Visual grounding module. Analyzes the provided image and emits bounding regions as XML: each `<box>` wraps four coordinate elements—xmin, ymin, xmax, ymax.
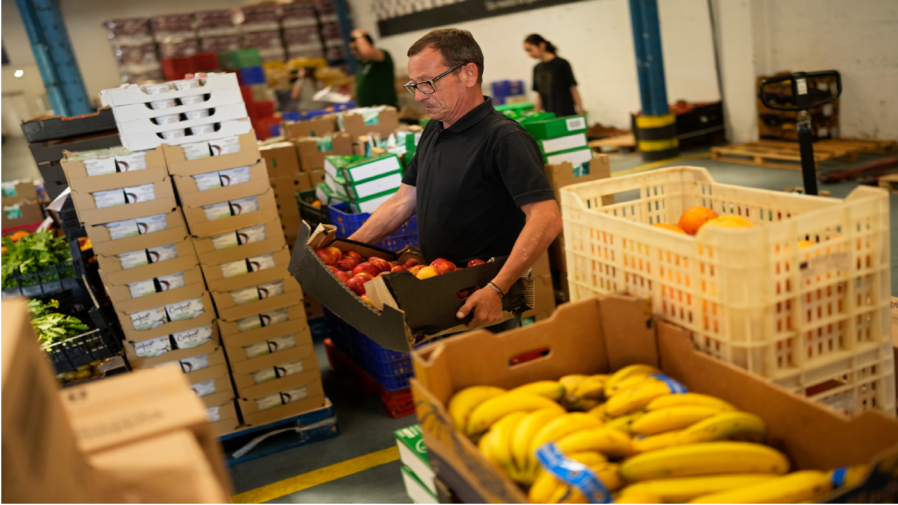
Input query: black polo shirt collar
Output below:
<box><xmin>433</xmin><ymin>96</ymin><xmax>496</xmax><ymax>133</ymax></box>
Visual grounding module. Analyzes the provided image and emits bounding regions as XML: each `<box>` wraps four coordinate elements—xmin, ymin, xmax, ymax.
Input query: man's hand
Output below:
<box><xmin>351</xmin><ymin>29</ymin><xmax>367</xmax><ymax>39</ymax></box>
<box><xmin>456</xmin><ymin>286</ymin><xmax>504</xmax><ymax>330</ymax></box>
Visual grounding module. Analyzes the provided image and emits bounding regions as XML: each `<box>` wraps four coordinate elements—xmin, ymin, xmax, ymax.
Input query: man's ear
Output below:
<box><xmin>465</xmin><ymin>63</ymin><xmax>479</xmax><ymax>88</ymax></box>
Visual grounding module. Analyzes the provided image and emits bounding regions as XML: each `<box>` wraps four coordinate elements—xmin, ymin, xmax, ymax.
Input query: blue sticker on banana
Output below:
<box><xmin>536</xmin><ymin>442</ymin><xmax>611</xmax><ymax>504</ymax></box>
<box><xmin>650</xmin><ymin>373</ymin><xmax>688</xmax><ymax>394</ymax></box>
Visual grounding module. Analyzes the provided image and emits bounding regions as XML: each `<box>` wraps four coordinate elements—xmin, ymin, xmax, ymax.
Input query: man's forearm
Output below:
<box><xmin>534</xmin><ymin>94</ymin><xmax>542</xmax><ymax>112</ymax></box>
<box><xmin>571</xmin><ymin>86</ymin><xmax>583</xmax><ymax>114</ymax></box>
<box><xmin>348</xmin><ymin>190</ymin><xmax>415</xmax><ymax>244</ymax></box>
<box><xmin>491</xmin><ymin>202</ymin><xmax>563</xmax><ymax>293</ymax></box>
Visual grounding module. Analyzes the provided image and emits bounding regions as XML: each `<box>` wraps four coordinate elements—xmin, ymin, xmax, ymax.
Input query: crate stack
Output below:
<box><xmin>238</xmin><ymin>4</ymin><xmax>285</xmax><ymax>63</ymax></box>
<box><xmin>490</xmin><ymin>79</ymin><xmax>526</xmax><ymax>105</ymax></box>
<box><xmin>217</xmin><ymin>48</ymin><xmax>278</xmax><ymax>139</ymax></box>
<box><xmin>195</xmin><ymin>9</ymin><xmax>240</xmax><ymax>55</ymax></box>
<box><xmin>524</xmin><ymin>115</ymin><xmax>593</xmax><ymax>177</ymax></box>
<box><xmin>314</xmin><ymin>0</ymin><xmax>347</xmax><ymax>64</ymax></box>
<box><xmin>757</xmin><ymin>72</ymin><xmax>840</xmax><ymax>141</ymax></box>
<box><xmin>151</xmin><ymin>14</ymin><xmax>199</xmax><ymax>61</ymax></box>
<box><xmin>283</xmin><ymin>1</ymin><xmax>324</xmax><ymax>60</ymax></box>
<box><xmin>103</xmin><ymin>18</ymin><xmax>163</xmax><ymax>84</ymax></box>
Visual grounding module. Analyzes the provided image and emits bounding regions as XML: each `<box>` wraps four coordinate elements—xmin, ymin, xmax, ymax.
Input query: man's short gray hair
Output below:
<box><xmin>408</xmin><ymin>28</ymin><xmax>484</xmax><ymax>84</ymax></box>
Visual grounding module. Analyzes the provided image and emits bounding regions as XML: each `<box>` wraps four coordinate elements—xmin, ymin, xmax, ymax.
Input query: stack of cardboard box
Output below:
<box><xmin>395</xmin><ymin>424</ymin><xmax>437</xmax><ymax>504</ymax></box>
<box><xmin>335</xmin><ymin>107</ymin><xmax>401</xmax><ymax>143</ymax></box>
<box><xmin>525</xmin><ymin>115</ymin><xmax>593</xmax><ymax>176</ymax></box>
<box><xmin>164</xmin><ymin>130</ymin><xmax>325</xmax><ymax>429</ymax></box>
<box><xmin>2</xmin><ymin>299</ymin><xmax>231</xmax><ymax>503</ymax></box>
<box><xmin>1</xmin><ymin>179</ymin><xmax>45</xmax><ymax>233</ymax></box>
<box><xmin>321</xmin><ymin>153</ymin><xmax>405</xmax><ymax>214</ymax></box>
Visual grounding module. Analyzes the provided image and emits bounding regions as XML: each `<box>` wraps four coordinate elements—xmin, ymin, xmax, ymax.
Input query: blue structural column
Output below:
<box><xmin>332</xmin><ymin>0</ymin><xmax>358</xmax><ymax>74</ymax></box>
<box><xmin>629</xmin><ymin>0</ymin><xmax>679</xmax><ymax>161</ymax></box>
<box><xmin>16</xmin><ymin>0</ymin><xmax>91</xmax><ymax>117</ymax></box>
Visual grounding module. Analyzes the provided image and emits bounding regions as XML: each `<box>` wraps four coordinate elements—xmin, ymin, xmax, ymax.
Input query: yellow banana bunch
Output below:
<box><xmin>614</xmin><ymin>492</ymin><xmax>662</xmax><ymax>503</ymax></box>
<box><xmin>477</xmin><ymin>412</ymin><xmax>528</xmax><ymax>480</ymax></box>
<box><xmin>511</xmin><ymin>380</ymin><xmax>566</xmax><ymax>402</ymax></box>
<box><xmin>618</xmin><ymin>474</ymin><xmax>777</xmax><ymax>502</ymax></box>
<box><xmin>556</xmin><ymin>427</ymin><xmax>635</xmax><ymax>459</ymax></box>
<box><xmin>828</xmin><ymin>464</ymin><xmax>870</xmax><ymax>491</ymax></box>
<box><xmin>630</xmin><ymin>405</ymin><xmax>723</xmax><ymax>435</ymax></box>
<box><xmin>604</xmin><ymin>364</ymin><xmax>661</xmax><ymax>397</ymax></box>
<box><xmin>631</xmin><ymin>430</ymin><xmax>685</xmax><ymax>454</ymax></box>
<box><xmin>620</xmin><ymin>442</ymin><xmax>790</xmax><ymax>481</ymax></box>
<box><xmin>564</xmin><ymin>374</ymin><xmax>610</xmax><ymax>410</ymax></box>
<box><xmin>528</xmin><ymin>452</ymin><xmax>623</xmax><ymax>503</ymax></box>
<box><xmin>448</xmin><ymin>385</ymin><xmax>506</xmax><ymax>432</ymax></box>
<box><xmin>606</xmin><ymin>380</ymin><xmax>680</xmax><ymax>417</ymax></box>
<box><xmin>646</xmin><ymin>393</ymin><xmax>736</xmax><ymax>413</ymax></box>
<box><xmin>521</xmin><ymin>413</ymin><xmax>605</xmax><ymax>480</ymax></box>
<box><xmin>510</xmin><ymin>408</ymin><xmax>566</xmax><ymax>485</ymax></box>
<box><xmin>587</xmin><ymin>403</ymin><xmax>609</xmax><ymax>422</ymax></box>
<box><xmin>465</xmin><ymin>392</ymin><xmax>564</xmax><ymax>438</ymax></box>
<box><xmin>559</xmin><ymin>374</ymin><xmax>589</xmax><ymax>394</ymax></box>
<box><xmin>672</xmin><ymin>411</ymin><xmax>766</xmax><ymax>445</ymax></box>
<box><xmin>688</xmin><ymin>470</ymin><xmax>831</xmax><ymax>503</ymax></box>
<box><xmin>604</xmin><ymin>410</ymin><xmax>646</xmax><ymax>434</ymax></box>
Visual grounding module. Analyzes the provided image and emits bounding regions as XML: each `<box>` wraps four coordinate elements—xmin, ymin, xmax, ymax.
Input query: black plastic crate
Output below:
<box><xmin>29</xmin><ymin>130</ymin><xmax>121</xmax><ymax>164</ymax></box>
<box><xmin>1</xmin><ymin>262</ymin><xmax>79</xmax><ymax>298</ymax></box>
<box><xmin>297</xmin><ymin>189</ymin><xmax>331</xmax><ymax>230</ymax></box>
<box><xmin>21</xmin><ymin>108</ymin><xmax>117</xmax><ymax>143</ymax></box>
<box><xmin>38</xmin><ymin>161</ymin><xmax>68</xmax><ymax>202</ymax></box>
<box><xmin>44</xmin><ymin>327</ymin><xmax>123</xmax><ymax>374</ymax></box>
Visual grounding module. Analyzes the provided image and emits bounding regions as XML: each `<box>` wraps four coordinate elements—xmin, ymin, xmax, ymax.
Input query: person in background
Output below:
<box><xmin>523</xmin><ymin>34</ymin><xmax>583</xmax><ymax>117</ymax></box>
<box><xmin>350</xmin><ymin>29</ymin><xmax>398</xmax><ymax>108</ymax></box>
<box><xmin>290</xmin><ymin>66</ymin><xmax>327</xmax><ymax>111</ymax></box>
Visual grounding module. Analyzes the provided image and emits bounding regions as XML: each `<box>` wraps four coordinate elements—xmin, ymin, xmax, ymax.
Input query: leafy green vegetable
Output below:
<box><xmin>27</xmin><ymin>299</ymin><xmax>89</xmax><ymax>349</ymax></box>
<box><xmin>2</xmin><ymin>231</ymin><xmax>73</xmax><ymax>289</ymax></box>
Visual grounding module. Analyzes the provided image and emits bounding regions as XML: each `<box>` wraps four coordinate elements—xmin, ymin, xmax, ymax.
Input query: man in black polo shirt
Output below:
<box><xmin>348</xmin><ymin>28</ymin><xmax>562</xmax><ymax>332</ymax></box>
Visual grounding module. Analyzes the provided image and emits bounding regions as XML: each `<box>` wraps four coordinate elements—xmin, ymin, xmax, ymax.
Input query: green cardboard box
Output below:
<box><xmin>315</xmin><ymin>182</ymin><xmax>348</xmax><ymax>206</ymax></box>
<box><xmin>401</xmin><ymin>466</ymin><xmax>437</xmax><ymax>504</ymax></box>
<box><xmin>524</xmin><ymin>115</ymin><xmax>587</xmax><ymax>140</ymax></box>
<box><xmin>349</xmin><ymin>189</ymin><xmax>399</xmax><ymax>214</ymax></box>
<box><xmin>394</xmin><ymin>425</ymin><xmax>435</xmax><ymax>495</ymax></box>
<box><xmin>326</xmin><ymin>170</ymin><xmax>404</xmax><ymax>201</ymax></box>
<box><xmin>494</xmin><ymin>102</ymin><xmax>535</xmax><ymax>115</ymax></box>
<box><xmin>324</xmin><ymin>153</ymin><xmax>403</xmax><ymax>184</ymax></box>
<box><xmin>544</xmin><ymin>146</ymin><xmax>594</xmax><ymax>177</ymax></box>
<box><xmin>537</xmin><ymin>132</ymin><xmax>588</xmax><ymax>155</ymax></box>
<box><xmin>217</xmin><ymin>48</ymin><xmax>262</xmax><ymax>70</ymax></box>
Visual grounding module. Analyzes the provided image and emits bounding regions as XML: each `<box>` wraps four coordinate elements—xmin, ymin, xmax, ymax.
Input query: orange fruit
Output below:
<box><xmin>701</xmin><ymin>215</ymin><xmax>754</xmax><ymax>230</ymax></box>
<box><xmin>652</xmin><ymin>223</ymin><xmax>687</xmax><ymax>234</ymax></box>
<box><xmin>678</xmin><ymin>207</ymin><xmax>718</xmax><ymax>235</ymax></box>
<box><xmin>312</xmin><ymin>200</ymin><xmax>322</xmax><ymax>208</ymax></box>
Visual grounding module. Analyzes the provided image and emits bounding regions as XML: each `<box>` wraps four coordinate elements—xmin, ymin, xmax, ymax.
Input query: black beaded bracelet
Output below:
<box><xmin>487</xmin><ymin>282</ymin><xmax>505</xmax><ymax>298</ymax></box>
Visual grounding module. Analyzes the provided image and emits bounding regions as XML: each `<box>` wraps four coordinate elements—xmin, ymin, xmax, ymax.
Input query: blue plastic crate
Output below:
<box><xmin>491</xmin><ymin>79</ymin><xmax>524</xmax><ymax>98</ymax></box>
<box><xmin>328</xmin><ymin>202</ymin><xmax>418</xmax><ymax>251</ymax></box>
<box><xmin>270</xmin><ymin>124</ymin><xmax>282</xmax><ymax>137</ymax></box>
<box><xmin>333</xmin><ymin>102</ymin><xmax>355</xmax><ymax>112</ymax></box>
<box><xmin>238</xmin><ymin>65</ymin><xmax>266</xmax><ymax>86</ymax></box>
<box><xmin>281</xmin><ymin>111</ymin><xmax>302</xmax><ymax>122</ymax></box>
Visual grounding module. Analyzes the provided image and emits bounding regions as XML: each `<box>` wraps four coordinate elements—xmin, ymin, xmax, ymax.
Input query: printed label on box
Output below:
<box><xmin>274</xmin><ymin>359</ymin><xmax>304</xmax><ymax>378</ymax></box>
<box><xmin>203</xmin><ymin>201</ymin><xmax>232</xmax><ymax>221</ymax></box>
<box><xmin>128</xmin><ymin>278</ymin><xmax>157</xmax><ymax>298</ymax></box>
<box><xmin>84</xmin><ymin>156</ymin><xmax>118</xmax><ymax>177</ymax></box>
<box><xmin>157</xmin><ymin>272</ymin><xmax>186</xmax><ymax>291</ymax></box>
<box><xmin>237</xmin><ymin>224</ymin><xmax>266</xmax><ymax>245</ymax></box>
<box><xmin>191</xmin><ymin>379</ymin><xmax>217</xmax><ymax>398</ymax></box>
<box><xmin>280</xmin><ymin>385</ymin><xmax>308</xmax><ymax>405</ymax></box>
<box><xmin>255</xmin><ymin>391</ymin><xmax>283</xmax><ymax>411</ymax></box>
<box><xmin>230</xmin><ymin>195</ymin><xmax>258</xmax><ymax>215</ymax></box>
<box><xmin>247</xmin><ymin>253</ymin><xmax>275</xmax><ymax>272</ymax></box>
<box><xmin>220</xmin><ymin>166</ymin><xmax>251</xmax><ymax>186</ymax></box>
<box><xmin>106</xmin><ymin>219</ymin><xmax>141</xmax><ymax>240</ymax></box>
<box><xmin>182</xmin><ymin>141</ymin><xmax>212</xmax><ymax>160</ymax></box>
<box><xmin>257</xmin><ymin>280</ymin><xmax>284</xmax><ymax>299</ymax></box>
<box><xmin>220</xmin><ymin>258</ymin><xmax>250</xmax><ymax>278</ymax></box>
<box><xmin>260</xmin><ymin>308</ymin><xmax>289</xmax><ymax>327</ymax></box>
<box><xmin>236</xmin><ymin>314</ymin><xmax>263</xmax><ymax>332</ymax></box>
<box><xmin>565</xmin><ymin>117</ymin><xmax>586</xmax><ymax>131</ymax></box>
<box><xmin>147</xmin><ymin>243</ymin><xmax>178</xmax><ymax>263</ymax></box>
<box><xmin>267</xmin><ymin>334</ymin><xmax>296</xmax><ymax>354</ymax></box>
<box><xmin>172</xmin><ymin>324</ymin><xmax>214</xmax><ymax>349</ymax></box>
<box><xmin>124</xmin><ymin>183</ymin><xmax>156</xmax><ymax>204</ymax></box>
<box><xmin>211</xmin><ymin>230</ymin><xmax>240</xmax><ymax>250</ymax></box>
<box><xmin>134</xmin><ymin>335</ymin><xmax>172</xmax><ymax>358</ymax></box>
<box><xmin>206</xmin><ymin>406</ymin><xmax>221</xmax><ymax>423</ymax></box>
<box><xmin>210</xmin><ymin>136</ymin><xmax>241</xmax><ymax>155</ymax></box>
<box><xmin>118</xmin><ymin>249</ymin><xmax>150</xmax><ymax>270</ymax></box>
<box><xmin>231</xmin><ymin>286</ymin><xmax>261</xmax><ymax>305</ymax></box>
<box><xmin>252</xmin><ymin>367</ymin><xmax>277</xmax><ymax>384</ymax></box>
<box><xmin>93</xmin><ymin>188</ymin><xmax>127</xmax><ymax>208</ymax></box>
<box><xmin>137</xmin><ymin>213</ymin><xmax>168</xmax><ymax>234</ymax></box>
<box><xmin>179</xmin><ymin>353</ymin><xmax>210</xmax><ymax>373</ymax></box>
<box><xmin>130</xmin><ymin>307</ymin><xmax>168</xmax><ymax>330</ymax></box>
<box><xmin>165</xmin><ymin>297</ymin><xmax>205</xmax><ymax>321</ymax></box>
<box><xmin>193</xmin><ymin>172</ymin><xmax>223</xmax><ymax>191</ymax></box>
<box><xmin>115</xmin><ymin>151</ymin><xmax>147</xmax><ymax>172</ymax></box>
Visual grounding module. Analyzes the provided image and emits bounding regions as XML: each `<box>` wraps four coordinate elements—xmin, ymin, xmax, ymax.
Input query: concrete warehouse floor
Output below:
<box><xmin>3</xmin><ymin>136</ymin><xmax>897</xmax><ymax>503</ymax></box>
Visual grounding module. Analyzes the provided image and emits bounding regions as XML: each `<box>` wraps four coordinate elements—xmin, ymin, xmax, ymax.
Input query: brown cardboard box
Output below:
<box><xmin>295</xmin><ymin>133</ymin><xmax>353</xmax><ymax>171</ymax></box>
<box><xmin>87</xmin><ymin>208</ymin><xmax>187</xmax><ymax>252</ymax></box>
<box><xmin>163</xmin><ymin>131</ymin><xmax>261</xmax><ymax>176</ymax></box>
<box><xmin>340</xmin><ymin>108</ymin><xmax>400</xmax><ymax>140</ymax></box>
<box><xmin>182</xmin><ymin>188</ymin><xmax>279</xmax><ymax>237</ymax></box>
<box><xmin>59</xmin><ymin>367</ymin><xmax>229</xmax><ymax>483</ymax></box>
<box><xmin>213</xmin><ymin>275</ymin><xmax>303</xmax><ymax>321</ymax></box>
<box><xmin>96</xmin><ymin>236</ymin><xmax>198</xmax><ymax>286</ymax></box>
<box><xmin>69</xmin><ymin>172</ymin><xmax>178</xmax><ymax>226</ymax></box>
<box><xmin>192</xmin><ymin>218</ymin><xmax>287</xmax><ymax>264</ymax></box>
<box><xmin>105</xmin><ymin>264</ymin><xmax>204</xmax><ymax>306</ymax></box>
<box><xmin>230</xmin><ymin>342</ymin><xmax>319</xmax><ymax>392</ymax></box>
<box><xmin>308</xmin><ymin>169</ymin><xmax>326</xmax><ymax>187</ymax></box>
<box><xmin>187</xmin><ymin>363</ymin><xmax>233</xmax><ymax>396</ymax></box>
<box><xmin>284</xmin><ymin>117</ymin><xmax>336</xmax><ymax>139</ymax></box>
<box><xmin>530</xmin><ymin>250</ymin><xmax>550</xmax><ymax>278</ymax></box>
<box><xmin>1</xmin><ymin>200</ymin><xmax>45</xmax><ymax>228</ymax></box>
<box><xmin>174</xmin><ymin>162</ymin><xmax>270</xmax><ymax>209</ymax></box>
<box><xmin>543</xmin><ymin>156</ymin><xmax>612</xmax><ymax>203</ymax></box>
<box><xmin>1</xmin><ymin>180</ymin><xmax>39</xmax><ymax>205</ymax></box>
<box><xmin>1</xmin><ymin>299</ymin><xmax>100</xmax><ymax>503</ymax></box>
<box><xmin>237</xmin><ymin>372</ymin><xmax>325</xmax><ymax>427</ymax></box>
<box><xmin>88</xmin><ymin>429</ymin><xmax>230</xmax><ymax>503</ymax></box>
<box><xmin>115</xmin><ymin>282</ymin><xmax>208</xmax><ymax>332</ymax></box>
<box><xmin>61</xmin><ymin>146</ymin><xmax>166</xmax><ymax>187</ymax></box>
<box><xmin>200</xmin><ymin>246</ymin><xmax>291</xmax><ymax>292</ymax></box>
<box><xmin>123</xmin><ymin>309</ymin><xmax>218</xmax><ymax>359</ymax></box>
<box><xmin>272</xmin><ymin>173</ymin><xmax>313</xmax><ymax>201</ymax></box>
<box><xmin>520</xmin><ymin>273</ymin><xmax>555</xmax><ymax>322</ymax></box>
<box><xmin>104</xmin><ymin>254</ymin><xmax>200</xmax><ymax>300</ymax></box>
<box><xmin>209</xmin><ymin>400</ymin><xmax>240</xmax><ymax>437</ymax></box>
<box><xmin>260</xmin><ymin>140</ymin><xmax>302</xmax><ymax>178</ymax></box>
<box><xmin>219</xmin><ymin>301</ymin><xmax>306</xmax><ymax>337</ymax></box>
<box><xmin>411</xmin><ymin>294</ymin><xmax>898</xmax><ymax>503</ymax></box>
<box><xmin>223</xmin><ymin>320</ymin><xmax>313</xmax><ymax>371</ymax></box>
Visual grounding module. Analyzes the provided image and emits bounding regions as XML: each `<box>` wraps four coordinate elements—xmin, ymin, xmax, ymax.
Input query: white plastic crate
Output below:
<box><xmin>561</xmin><ymin>166</ymin><xmax>895</xmax><ymax>415</ymax></box>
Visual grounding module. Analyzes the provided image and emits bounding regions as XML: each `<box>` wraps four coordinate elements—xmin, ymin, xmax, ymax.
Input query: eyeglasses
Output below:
<box><xmin>403</xmin><ymin>64</ymin><xmax>464</xmax><ymax>96</ymax></box>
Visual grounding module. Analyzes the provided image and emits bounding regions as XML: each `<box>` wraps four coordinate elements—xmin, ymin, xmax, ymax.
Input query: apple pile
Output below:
<box><xmin>314</xmin><ymin>246</ymin><xmax>487</xmax><ymax>305</ymax></box>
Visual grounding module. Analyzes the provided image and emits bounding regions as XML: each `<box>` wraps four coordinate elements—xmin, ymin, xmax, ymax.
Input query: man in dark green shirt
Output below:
<box><xmin>350</xmin><ymin>30</ymin><xmax>398</xmax><ymax>108</ymax></box>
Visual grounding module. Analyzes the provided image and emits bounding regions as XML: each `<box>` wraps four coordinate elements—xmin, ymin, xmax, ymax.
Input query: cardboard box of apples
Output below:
<box><xmin>288</xmin><ymin>222</ymin><xmax>534</xmax><ymax>352</ymax></box>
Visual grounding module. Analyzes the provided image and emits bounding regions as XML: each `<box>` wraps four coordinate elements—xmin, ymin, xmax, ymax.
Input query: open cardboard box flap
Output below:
<box><xmin>288</xmin><ymin>222</ymin><xmax>533</xmax><ymax>352</ymax></box>
<box><xmin>411</xmin><ymin>293</ymin><xmax>898</xmax><ymax>503</ymax></box>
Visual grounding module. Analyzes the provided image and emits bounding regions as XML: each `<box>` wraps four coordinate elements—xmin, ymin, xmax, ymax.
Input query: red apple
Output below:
<box><xmin>345</xmin><ymin>250</ymin><xmax>363</xmax><ymax>261</ymax></box>
<box><xmin>408</xmin><ymin>265</ymin><xmax>425</xmax><ymax>276</ymax></box>
<box><xmin>404</xmin><ymin>258</ymin><xmax>421</xmax><ymax>268</ymax></box>
<box><xmin>326</xmin><ymin>265</ymin><xmax>340</xmax><ymax>273</ymax></box>
<box><xmin>390</xmin><ymin>265</ymin><xmax>407</xmax><ymax>272</ymax></box>
<box><xmin>430</xmin><ymin>258</ymin><xmax>457</xmax><ymax>274</ymax></box>
<box><xmin>315</xmin><ymin>248</ymin><xmax>338</xmax><ymax>265</ymax></box>
<box><xmin>457</xmin><ymin>289</ymin><xmax>471</xmax><ymax>299</ymax></box>
<box><xmin>390</xmin><ymin>261</ymin><xmax>401</xmax><ymax>267</ymax></box>
<box><xmin>336</xmin><ymin>256</ymin><xmax>361</xmax><ymax>271</ymax></box>
<box><xmin>325</xmin><ymin>246</ymin><xmax>343</xmax><ymax>262</ymax></box>
<box><xmin>467</xmin><ymin>259</ymin><xmax>486</xmax><ymax>268</ymax></box>
<box><xmin>346</xmin><ymin>276</ymin><xmax>367</xmax><ymax>295</ymax></box>
<box><xmin>416</xmin><ymin>266</ymin><xmax>439</xmax><ymax>279</ymax></box>
<box><xmin>354</xmin><ymin>272</ymin><xmax>374</xmax><ymax>280</ymax></box>
<box><xmin>360</xmin><ymin>294</ymin><xmax>377</xmax><ymax>308</ymax></box>
<box><xmin>369</xmin><ymin>257</ymin><xmax>392</xmax><ymax>272</ymax></box>
<box><xmin>352</xmin><ymin>262</ymin><xmax>381</xmax><ymax>278</ymax></box>
<box><xmin>335</xmin><ymin>271</ymin><xmax>351</xmax><ymax>283</ymax></box>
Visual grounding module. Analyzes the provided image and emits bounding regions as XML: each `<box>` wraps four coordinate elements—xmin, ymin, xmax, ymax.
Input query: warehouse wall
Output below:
<box><xmin>349</xmin><ymin>0</ymin><xmax>722</xmax><ymax>131</ymax></box>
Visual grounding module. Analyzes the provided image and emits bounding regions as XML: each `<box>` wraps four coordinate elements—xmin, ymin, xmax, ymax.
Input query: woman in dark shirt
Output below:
<box><xmin>524</xmin><ymin>34</ymin><xmax>583</xmax><ymax>117</ymax></box>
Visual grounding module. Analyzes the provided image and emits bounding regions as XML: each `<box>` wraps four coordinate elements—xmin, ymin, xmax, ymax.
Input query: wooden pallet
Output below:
<box><xmin>711</xmin><ymin>143</ymin><xmax>831</xmax><ymax>171</ymax></box>
<box><xmin>589</xmin><ymin>134</ymin><xmax>636</xmax><ymax>153</ymax></box>
<box><xmin>877</xmin><ymin>173</ymin><xmax>898</xmax><ymax>193</ymax></box>
<box><xmin>747</xmin><ymin>140</ymin><xmax>860</xmax><ymax>162</ymax></box>
<box><xmin>818</xmin><ymin>138</ymin><xmax>898</xmax><ymax>154</ymax></box>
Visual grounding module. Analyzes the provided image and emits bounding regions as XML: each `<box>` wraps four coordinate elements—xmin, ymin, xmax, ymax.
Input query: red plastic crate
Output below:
<box><xmin>253</xmin><ymin>117</ymin><xmax>281</xmax><ymax>141</ymax></box>
<box><xmin>253</xmin><ymin>100</ymin><xmax>275</xmax><ymax>119</ymax></box>
<box><xmin>162</xmin><ymin>56</ymin><xmax>197</xmax><ymax>81</ymax></box>
<box><xmin>192</xmin><ymin>52</ymin><xmax>219</xmax><ymax>71</ymax></box>
<box><xmin>2</xmin><ymin>221</ymin><xmax>45</xmax><ymax>237</ymax></box>
<box><xmin>324</xmin><ymin>339</ymin><xmax>415</xmax><ymax>418</ymax></box>
<box><xmin>240</xmin><ymin>85</ymin><xmax>254</xmax><ymax>105</ymax></box>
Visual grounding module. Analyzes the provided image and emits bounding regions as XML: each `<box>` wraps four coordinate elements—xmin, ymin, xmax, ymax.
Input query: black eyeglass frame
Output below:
<box><xmin>403</xmin><ymin>64</ymin><xmax>465</xmax><ymax>96</ymax></box>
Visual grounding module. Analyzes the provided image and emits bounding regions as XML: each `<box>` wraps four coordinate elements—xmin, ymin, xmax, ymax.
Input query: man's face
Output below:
<box><xmin>524</xmin><ymin>43</ymin><xmax>541</xmax><ymax>59</ymax></box>
<box><xmin>408</xmin><ymin>47</ymin><xmax>471</xmax><ymax>122</ymax></box>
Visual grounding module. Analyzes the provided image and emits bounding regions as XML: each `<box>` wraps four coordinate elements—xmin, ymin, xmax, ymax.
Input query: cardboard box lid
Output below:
<box><xmin>86</xmin><ymin>208</ymin><xmax>186</xmax><ymax>251</ymax></box>
<box><xmin>73</xmin><ymin>179</ymin><xmax>178</xmax><ymax>226</ymax></box>
<box><xmin>96</xmin><ymin>237</ymin><xmax>197</xmax><ymax>284</ymax></box>
<box><xmin>125</xmin><ymin>327</ymin><xmax>220</xmax><ymax>369</ymax></box>
<box><xmin>61</xmin><ymin>148</ymin><xmax>166</xmax><ymax>186</ymax></box>
<box><xmin>196</xmin><ymin>234</ymin><xmax>287</xmax><ymax>268</ymax></box>
<box><xmin>173</xmin><ymin>161</ymin><xmax>269</xmax><ymax>207</ymax></box>
<box><xmin>230</xmin><ymin>340</ymin><xmax>316</xmax><ymax>377</ymax></box>
<box><xmin>182</xmin><ymin>189</ymin><xmax>278</xmax><ymax>237</ymax></box>
<box><xmin>213</xmin><ymin>275</ymin><xmax>303</xmax><ymax>322</ymax></box>
<box><xmin>163</xmin><ymin>131</ymin><xmax>261</xmax><ymax>176</ymax></box>
<box><xmin>107</xmin><ymin>267</ymin><xmax>204</xmax><ymax>308</ymax></box>
<box><xmin>238</xmin><ymin>373</ymin><xmax>324</xmax><ymax>407</ymax></box>
<box><xmin>222</xmin><ymin>315</ymin><xmax>310</xmax><ymax>349</ymax></box>
<box><xmin>121</xmin><ymin>302</ymin><xmax>216</xmax><ymax>344</ymax></box>
<box><xmin>102</xmin><ymin>252</ymin><xmax>199</xmax><ymax>289</ymax></box>
<box><xmin>201</xmin><ymin>248</ymin><xmax>291</xmax><ymax>292</ymax></box>
<box><xmin>218</xmin><ymin>300</ymin><xmax>306</xmax><ymax>335</ymax></box>
<box><xmin>232</xmin><ymin>352</ymin><xmax>319</xmax><ymax>392</ymax></box>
